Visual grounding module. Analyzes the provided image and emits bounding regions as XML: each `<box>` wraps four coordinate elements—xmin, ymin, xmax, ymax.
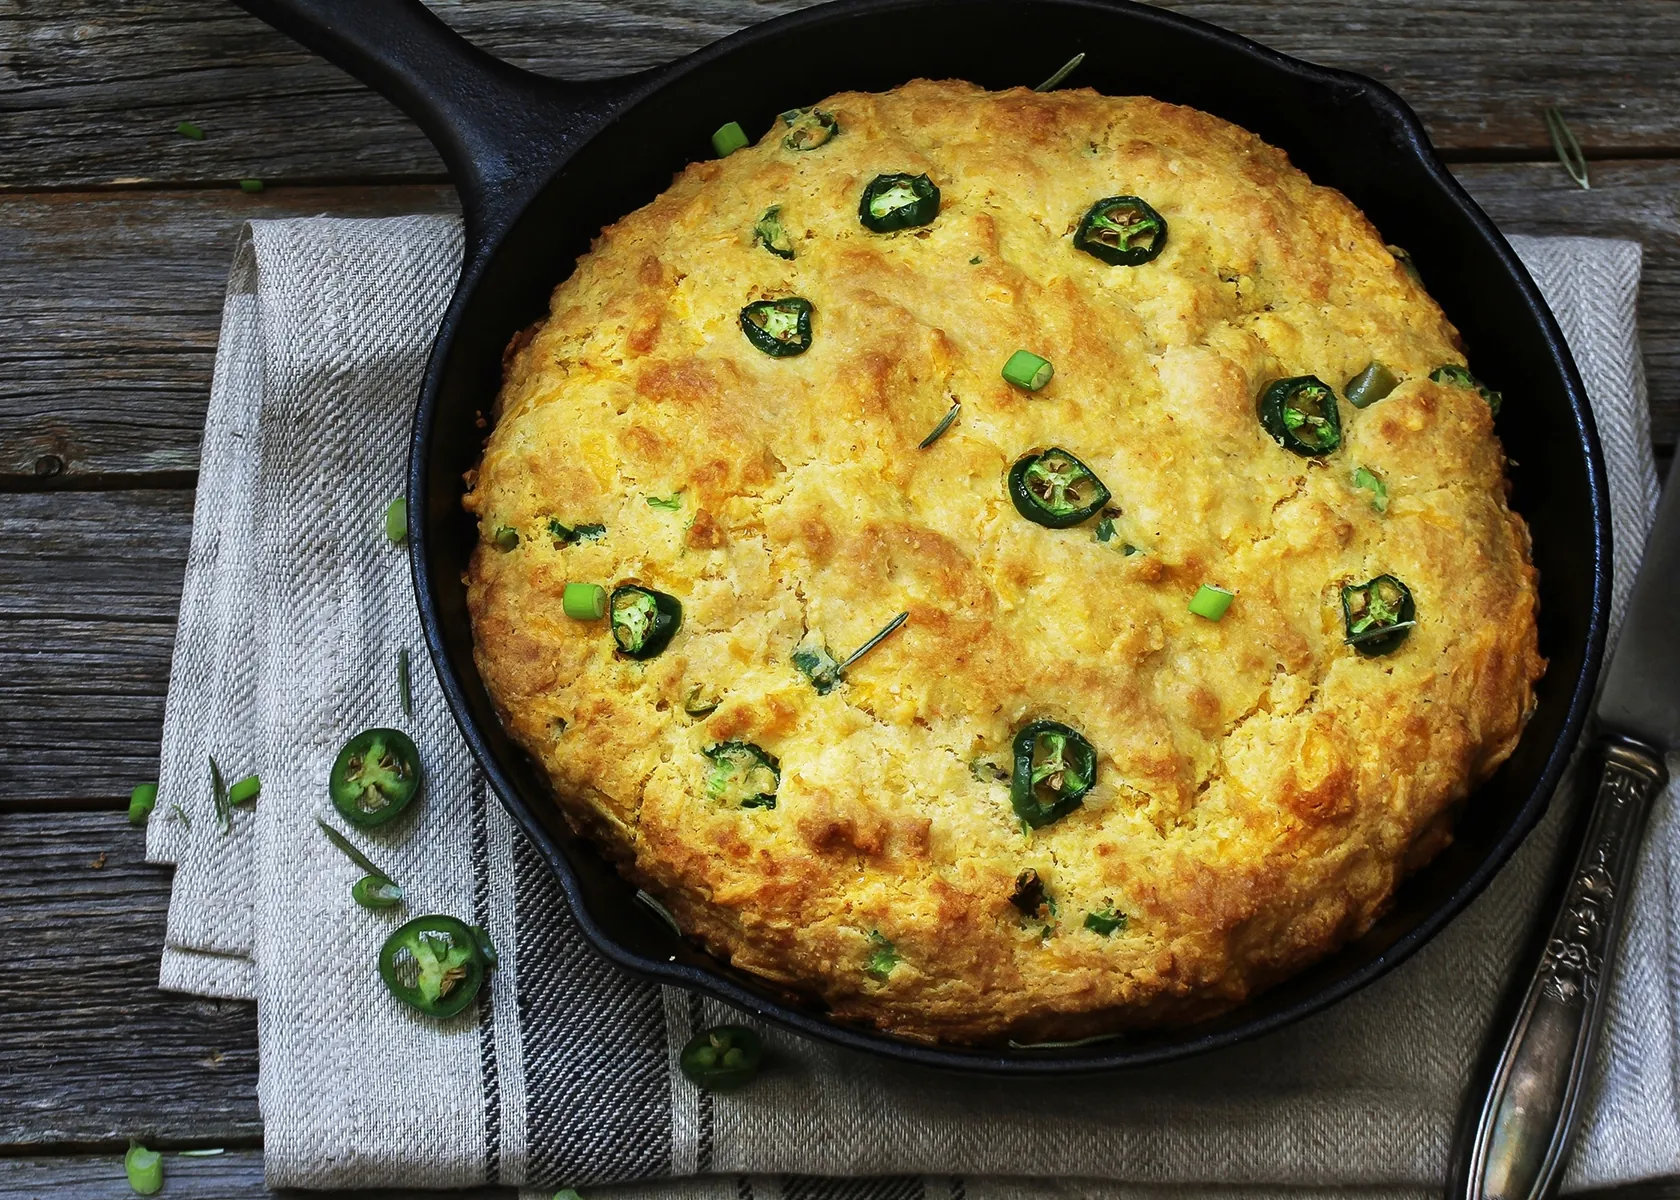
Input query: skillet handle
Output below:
<box><xmin>230</xmin><ymin>0</ymin><xmax>634</xmax><ymax>259</ymax></box>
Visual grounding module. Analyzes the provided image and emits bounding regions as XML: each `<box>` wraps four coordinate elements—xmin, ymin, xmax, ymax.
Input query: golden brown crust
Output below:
<box><xmin>463</xmin><ymin>81</ymin><xmax>1544</xmax><ymax>1043</ymax></box>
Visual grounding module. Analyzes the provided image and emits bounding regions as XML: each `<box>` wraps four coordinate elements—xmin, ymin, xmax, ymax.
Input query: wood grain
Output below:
<box><xmin>3</xmin><ymin>0</ymin><xmax>1679</xmax><ymax>191</ymax></box>
<box><xmin>0</xmin><ymin>811</ymin><xmax>260</xmax><ymax>1148</ymax></box>
<box><xmin>0</xmin><ymin>1151</ymin><xmax>506</xmax><ymax>1200</ymax></box>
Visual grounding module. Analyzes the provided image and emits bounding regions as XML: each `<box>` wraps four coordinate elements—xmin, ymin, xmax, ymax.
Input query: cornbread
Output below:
<box><xmin>463</xmin><ymin>80</ymin><xmax>1543</xmax><ymax>1044</ymax></box>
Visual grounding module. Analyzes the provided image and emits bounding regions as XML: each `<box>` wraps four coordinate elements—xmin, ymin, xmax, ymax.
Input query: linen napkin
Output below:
<box><xmin>147</xmin><ymin>222</ymin><xmax>1674</xmax><ymax>1196</ymax></box>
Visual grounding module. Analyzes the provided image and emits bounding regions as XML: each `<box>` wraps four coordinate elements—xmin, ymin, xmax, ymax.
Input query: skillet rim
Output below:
<box><xmin>409</xmin><ymin>0</ymin><xmax>1613</xmax><ymax>1074</ymax></box>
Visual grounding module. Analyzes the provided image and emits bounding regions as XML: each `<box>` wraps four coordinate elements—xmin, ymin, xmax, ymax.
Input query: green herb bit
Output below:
<box><xmin>1545</xmin><ymin>107</ymin><xmax>1590</xmax><ymax>190</ymax></box>
<box><xmin>1344</xmin><ymin>362</ymin><xmax>1399</xmax><ymax>408</ymax></box>
<box><xmin>563</xmin><ymin>582</ymin><xmax>608</xmax><ymax>621</ymax></box>
<box><xmin>548</xmin><ymin>518</ymin><xmax>605</xmax><ymax>545</ymax></box>
<box><xmin>1188</xmin><ymin>584</ymin><xmax>1235</xmax><ymax>621</ymax></box>
<box><xmin>128</xmin><ymin>782</ymin><xmax>158</xmax><ymax>826</ymax></box>
<box><xmin>175</xmin><ymin>121</ymin><xmax>206</xmax><ymax>141</ymax></box>
<box><xmin>683</xmin><ymin>683</ymin><xmax>721</xmax><ymax>719</ymax></box>
<box><xmin>918</xmin><ymin>400</ymin><xmax>961</xmax><ymax>449</ymax></box>
<box><xmin>209</xmin><ymin>754</ymin><xmax>231</xmax><ymax>833</ymax></box>
<box><xmin>635</xmin><ymin>888</ymin><xmax>682</xmax><ymax>935</ymax></box>
<box><xmin>1033</xmin><ymin>51</ymin><xmax>1086</xmax><ymax>92</ymax></box>
<box><xmin>865</xmin><ymin>930</ymin><xmax>900</xmax><ymax>980</ymax></box>
<box><xmin>1094</xmin><ymin>516</ymin><xmax>1115</xmax><ymax>543</ymax></box>
<box><xmin>398</xmin><ymin>646</ymin><xmax>413</xmax><ymax>717</ymax></box>
<box><xmin>712</xmin><ymin>121</ymin><xmax>750</xmax><ymax>157</ymax></box>
<box><xmin>1009</xmin><ymin>868</ymin><xmax>1050</xmax><ymax>918</ymax></box>
<box><xmin>1084</xmin><ymin>907</ymin><xmax>1127</xmax><ymax>936</ymax></box>
<box><xmin>969</xmin><ymin>255</ymin><xmax>983</xmax><ymax>265</ymax></box>
<box><xmin>1001</xmin><ymin>349</ymin><xmax>1054</xmax><ymax>391</ymax></box>
<box><xmin>753</xmin><ymin>204</ymin><xmax>795</xmax><ymax>259</ymax></box>
<box><xmin>780</xmin><ymin>106</ymin><xmax>839</xmax><ymax>151</ymax></box>
<box><xmin>126</xmin><ymin>1141</ymin><xmax>164</xmax><ymax>1196</ymax></box>
<box><xmin>703</xmin><ymin>741</ymin><xmax>780</xmax><ymax>808</ymax></box>
<box><xmin>1430</xmin><ymin>364</ymin><xmax>1503</xmax><ymax>416</ymax></box>
<box><xmin>227</xmin><ymin>774</ymin><xmax>261</xmax><ymax>806</ymax></box>
<box><xmin>384</xmin><ymin>497</ymin><xmax>408</xmax><ymax>544</ymax></box>
<box><xmin>969</xmin><ymin>759</ymin><xmax>1009</xmax><ymax>783</ymax></box>
<box><xmin>316</xmin><ymin>817</ymin><xmax>397</xmax><ymax>884</ymax></box>
<box><xmin>493</xmin><ymin>525</ymin><xmax>519</xmax><ymax>551</ymax></box>
<box><xmin>646</xmin><ymin>493</ymin><xmax>683</xmax><ymax>511</ymax></box>
<box><xmin>239</xmin><ymin>178</ymin><xmax>265</xmax><ymax>193</ymax></box>
<box><xmin>792</xmin><ymin>637</ymin><xmax>843</xmax><ymax>694</ymax></box>
<box><xmin>1351</xmin><ymin>466</ymin><xmax>1389</xmax><ymax>513</ymax></box>
<box><xmin>679</xmin><ymin>1024</ymin><xmax>764</xmax><ymax>1090</ymax></box>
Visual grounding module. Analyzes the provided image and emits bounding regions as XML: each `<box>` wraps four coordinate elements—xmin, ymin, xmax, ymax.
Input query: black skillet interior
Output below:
<box><xmin>237</xmin><ymin>0</ymin><xmax>1611</xmax><ymax>1073</ymax></box>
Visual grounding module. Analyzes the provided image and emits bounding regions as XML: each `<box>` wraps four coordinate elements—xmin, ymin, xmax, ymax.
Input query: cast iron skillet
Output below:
<box><xmin>234</xmin><ymin>0</ymin><xmax>1611</xmax><ymax>1073</ymax></box>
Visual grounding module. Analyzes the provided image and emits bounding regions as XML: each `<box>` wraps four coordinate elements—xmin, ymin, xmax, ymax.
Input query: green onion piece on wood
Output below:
<box><xmin>1188</xmin><ymin>584</ymin><xmax>1235</xmax><ymax>621</ymax></box>
<box><xmin>712</xmin><ymin>121</ymin><xmax>750</xmax><ymax>157</ymax></box>
<box><xmin>128</xmin><ymin>783</ymin><xmax>158</xmax><ymax>826</ymax></box>
<box><xmin>126</xmin><ymin>1142</ymin><xmax>164</xmax><ymax>1196</ymax></box>
<box><xmin>239</xmin><ymin>178</ymin><xmax>265</xmax><ymax>193</ymax></box>
<box><xmin>175</xmin><ymin>121</ymin><xmax>205</xmax><ymax>140</ymax></box>
<box><xmin>1001</xmin><ymin>349</ymin><xmax>1054</xmax><ymax>391</ymax></box>
<box><xmin>563</xmin><ymin>582</ymin><xmax>608</xmax><ymax>621</ymax></box>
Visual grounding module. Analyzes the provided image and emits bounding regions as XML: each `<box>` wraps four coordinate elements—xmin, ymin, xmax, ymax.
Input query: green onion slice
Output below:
<box><xmin>227</xmin><ymin>774</ymin><xmax>260</xmax><ymax>806</ymax></box>
<box><xmin>126</xmin><ymin>1141</ymin><xmax>164</xmax><ymax>1195</ymax></box>
<box><xmin>1342</xmin><ymin>574</ymin><xmax>1416</xmax><ymax>656</ymax></box>
<box><xmin>1084</xmin><ymin>907</ymin><xmax>1127</xmax><ymax>936</ymax></box>
<box><xmin>1011</xmin><ymin>719</ymin><xmax>1097</xmax><ymax>828</ymax></box>
<box><xmin>1001</xmin><ymin>349</ymin><xmax>1054</xmax><ymax>391</ymax></box>
<box><xmin>1430</xmin><ymin>364</ymin><xmax>1503</xmax><ymax>416</ymax></box>
<box><xmin>865</xmin><ymin>930</ymin><xmax>900</xmax><ymax>979</ymax></box>
<box><xmin>1258</xmin><ymin>375</ymin><xmax>1341</xmax><ymax>456</ymax></box>
<box><xmin>175</xmin><ymin>121</ymin><xmax>205</xmax><ymax>140</ymax></box>
<box><xmin>493</xmin><ymin>525</ymin><xmax>519</xmax><ymax>551</ymax></box>
<box><xmin>563</xmin><ymin>582</ymin><xmax>608</xmax><ymax>621</ymax></box>
<box><xmin>1351</xmin><ymin>466</ymin><xmax>1389</xmax><ymax>513</ymax></box>
<box><xmin>1073</xmin><ymin>195</ymin><xmax>1167</xmax><ymax>265</ymax></box>
<box><xmin>129</xmin><ymin>782</ymin><xmax>158</xmax><ymax>826</ymax></box>
<box><xmin>1344</xmin><ymin>362</ymin><xmax>1399</xmax><ymax>408</ymax></box>
<box><xmin>645</xmin><ymin>493</ymin><xmax>683</xmax><ymax>511</ymax></box>
<box><xmin>1008</xmin><ymin>447</ymin><xmax>1111</xmax><ymax>528</ymax></box>
<box><xmin>384</xmin><ymin>497</ymin><xmax>408</xmax><ymax>544</ymax></box>
<box><xmin>704</xmin><ymin>741</ymin><xmax>781</xmax><ymax>809</ymax></box>
<box><xmin>753</xmin><ymin>204</ymin><xmax>795</xmax><ymax>259</ymax></box>
<box><xmin>740</xmin><ymin>297</ymin><xmax>814</xmax><ymax>357</ymax></box>
<box><xmin>780</xmin><ymin>107</ymin><xmax>839</xmax><ymax>151</ymax></box>
<box><xmin>858</xmin><ymin>173</ymin><xmax>940</xmax><ymax>232</ymax></box>
<box><xmin>548</xmin><ymin>518</ymin><xmax>605</xmax><ymax>545</ymax></box>
<box><xmin>712</xmin><ymin>121</ymin><xmax>750</xmax><ymax>157</ymax></box>
<box><xmin>1188</xmin><ymin>584</ymin><xmax>1235</xmax><ymax>621</ymax></box>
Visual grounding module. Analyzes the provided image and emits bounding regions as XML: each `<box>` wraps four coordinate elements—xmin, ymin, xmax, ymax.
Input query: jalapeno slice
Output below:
<box><xmin>1344</xmin><ymin>362</ymin><xmax>1399</xmax><ymax>409</ymax></box>
<box><xmin>1341</xmin><ymin>574</ymin><xmax>1416</xmax><ymax>656</ymax></box>
<box><xmin>378</xmin><ymin>914</ymin><xmax>490</xmax><ymax>1019</ymax></box>
<box><xmin>704</xmin><ymin>740</ymin><xmax>780</xmax><ymax>809</ymax></box>
<box><xmin>352</xmin><ymin>875</ymin><xmax>404</xmax><ymax>910</ymax></box>
<box><xmin>1009</xmin><ymin>868</ymin><xmax>1050</xmax><ymax>918</ymax></box>
<box><xmin>753</xmin><ymin>205</ymin><xmax>795</xmax><ymax>260</ymax></box>
<box><xmin>1008</xmin><ymin>447</ymin><xmax>1112</xmax><ymax>528</ymax></box>
<box><xmin>858</xmin><ymin>172</ymin><xmax>940</xmax><ymax>232</ymax></box>
<box><xmin>1011</xmin><ymin>719</ymin><xmax>1097</xmax><ymax>828</ymax></box>
<box><xmin>610</xmin><ymin>585</ymin><xmax>682</xmax><ymax>659</ymax></box>
<box><xmin>680</xmin><ymin>1024</ymin><xmax>764</xmax><ymax>1090</ymax></box>
<box><xmin>330</xmin><ymin>727</ymin><xmax>422</xmax><ymax>828</ymax></box>
<box><xmin>740</xmin><ymin>297</ymin><xmax>813</xmax><ymax>357</ymax></box>
<box><xmin>1258</xmin><ymin>375</ymin><xmax>1341</xmax><ymax>456</ymax></box>
<box><xmin>1073</xmin><ymin>195</ymin><xmax>1167</xmax><ymax>265</ymax></box>
<box><xmin>780</xmin><ymin>107</ymin><xmax>839</xmax><ymax>151</ymax></box>
<box><xmin>1430</xmin><ymin>364</ymin><xmax>1503</xmax><ymax>416</ymax></box>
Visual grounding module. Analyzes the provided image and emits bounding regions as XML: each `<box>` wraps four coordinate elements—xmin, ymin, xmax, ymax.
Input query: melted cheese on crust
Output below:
<box><xmin>464</xmin><ymin>80</ymin><xmax>1543</xmax><ymax>1044</ymax></box>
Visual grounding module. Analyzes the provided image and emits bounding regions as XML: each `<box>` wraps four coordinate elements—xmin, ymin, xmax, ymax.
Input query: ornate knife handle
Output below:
<box><xmin>1451</xmin><ymin>736</ymin><xmax>1667</xmax><ymax>1200</ymax></box>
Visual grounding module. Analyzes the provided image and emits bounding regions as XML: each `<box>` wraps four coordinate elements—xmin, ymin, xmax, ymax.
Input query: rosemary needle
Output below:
<box><xmin>838</xmin><ymin>611</ymin><xmax>909</xmax><ymax>673</ymax></box>
<box><xmin>398</xmin><ymin>647</ymin><xmax>413</xmax><ymax>717</ymax></box>
<box><xmin>918</xmin><ymin>401</ymin><xmax>960</xmax><ymax>449</ymax></box>
<box><xmin>209</xmin><ymin>755</ymin><xmax>231</xmax><ymax>834</ymax></box>
<box><xmin>1033</xmin><ymin>52</ymin><xmax>1086</xmax><ymax>92</ymax></box>
<box><xmin>316</xmin><ymin>817</ymin><xmax>397</xmax><ymax>884</ymax></box>
<box><xmin>1545</xmin><ymin>107</ymin><xmax>1590</xmax><ymax>190</ymax></box>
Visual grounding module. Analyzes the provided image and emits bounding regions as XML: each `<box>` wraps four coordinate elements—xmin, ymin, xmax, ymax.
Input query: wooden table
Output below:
<box><xmin>2</xmin><ymin>1</ymin><xmax>1678</xmax><ymax>1195</ymax></box>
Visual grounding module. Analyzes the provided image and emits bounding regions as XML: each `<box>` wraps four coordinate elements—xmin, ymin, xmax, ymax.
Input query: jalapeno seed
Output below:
<box><xmin>704</xmin><ymin>741</ymin><xmax>780</xmax><ymax>809</ymax></box>
<box><xmin>1343</xmin><ymin>574</ymin><xmax>1416</xmax><ymax>656</ymax></box>
<box><xmin>378</xmin><ymin>914</ymin><xmax>489</xmax><ymax>1019</ymax></box>
<box><xmin>1011</xmin><ymin>719</ymin><xmax>1098</xmax><ymax>828</ymax></box>
<box><xmin>858</xmin><ymin>172</ymin><xmax>940</xmax><ymax>232</ymax></box>
<box><xmin>1008</xmin><ymin>447</ymin><xmax>1112</xmax><ymax>528</ymax></box>
<box><xmin>1001</xmin><ymin>349</ymin><xmax>1054</xmax><ymax>391</ymax></box>
<box><xmin>711</xmin><ymin>121</ymin><xmax>749</xmax><ymax>157</ymax></box>
<box><xmin>563</xmin><ymin>583</ymin><xmax>607</xmax><ymax>621</ymax></box>
<box><xmin>753</xmin><ymin>205</ymin><xmax>794</xmax><ymax>259</ymax></box>
<box><xmin>1258</xmin><ymin>375</ymin><xmax>1341</xmax><ymax>456</ymax></box>
<box><xmin>330</xmin><ymin>727</ymin><xmax>422</xmax><ymax>828</ymax></box>
<box><xmin>740</xmin><ymin>297</ymin><xmax>813</xmax><ymax>357</ymax></box>
<box><xmin>1345</xmin><ymin>362</ymin><xmax>1399</xmax><ymax>408</ymax></box>
<box><xmin>780</xmin><ymin>107</ymin><xmax>839</xmax><ymax>151</ymax></box>
<box><xmin>610</xmin><ymin>584</ymin><xmax>682</xmax><ymax>659</ymax></box>
<box><xmin>1431</xmin><ymin>364</ymin><xmax>1503</xmax><ymax>415</ymax></box>
<box><xmin>1073</xmin><ymin>195</ymin><xmax>1168</xmax><ymax>265</ymax></box>
<box><xmin>680</xmin><ymin>1024</ymin><xmax>764</xmax><ymax>1090</ymax></box>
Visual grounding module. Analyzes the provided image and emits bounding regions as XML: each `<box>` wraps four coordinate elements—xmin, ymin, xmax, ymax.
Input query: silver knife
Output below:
<box><xmin>1449</xmin><ymin>475</ymin><xmax>1678</xmax><ymax>1200</ymax></box>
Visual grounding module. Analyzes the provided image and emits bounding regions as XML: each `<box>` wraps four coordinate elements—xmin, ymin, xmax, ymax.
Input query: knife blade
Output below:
<box><xmin>1450</xmin><ymin>477</ymin><xmax>1677</xmax><ymax>1200</ymax></box>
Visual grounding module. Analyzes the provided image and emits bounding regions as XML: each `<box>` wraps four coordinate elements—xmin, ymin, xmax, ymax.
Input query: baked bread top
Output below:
<box><xmin>463</xmin><ymin>79</ymin><xmax>1543</xmax><ymax>1043</ymax></box>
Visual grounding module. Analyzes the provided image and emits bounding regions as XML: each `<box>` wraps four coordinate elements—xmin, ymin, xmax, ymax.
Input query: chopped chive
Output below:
<box><xmin>177</xmin><ymin>1149</ymin><xmax>226</xmax><ymax>1158</ymax></box>
<box><xmin>126</xmin><ymin>1142</ymin><xmax>164</xmax><ymax>1195</ymax></box>
<box><xmin>1351</xmin><ymin>466</ymin><xmax>1389</xmax><ymax>513</ymax></box>
<box><xmin>635</xmin><ymin>888</ymin><xmax>682</xmax><ymax>935</ymax></box>
<box><xmin>918</xmin><ymin>400</ymin><xmax>961</xmax><ymax>449</ymax></box>
<box><xmin>1545</xmin><ymin>107</ymin><xmax>1590</xmax><ymax>190</ymax></box>
<box><xmin>1032</xmin><ymin>52</ymin><xmax>1086</xmax><ymax>92</ymax></box>
<box><xmin>838</xmin><ymin>611</ymin><xmax>908</xmax><ymax>673</ymax></box>
<box><xmin>563</xmin><ymin>582</ymin><xmax>608</xmax><ymax>620</ymax></box>
<box><xmin>128</xmin><ymin>782</ymin><xmax>158</xmax><ymax>826</ymax></box>
<box><xmin>175</xmin><ymin>121</ymin><xmax>205</xmax><ymax>141</ymax></box>
<box><xmin>1001</xmin><ymin>349</ymin><xmax>1054</xmax><ymax>391</ymax></box>
<box><xmin>1188</xmin><ymin>584</ymin><xmax>1234</xmax><ymax>621</ymax></box>
<box><xmin>316</xmin><ymin>817</ymin><xmax>397</xmax><ymax>883</ymax></box>
<box><xmin>646</xmin><ymin>493</ymin><xmax>683</xmax><ymax>511</ymax></box>
<box><xmin>384</xmin><ymin>497</ymin><xmax>408</xmax><ymax>544</ymax></box>
<box><xmin>227</xmin><ymin>774</ymin><xmax>260</xmax><ymax>806</ymax></box>
<box><xmin>209</xmin><ymin>755</ymin><xmax>231</xmax><ymax>833</ymax></box>
<box><xmin>398</xmin><ymin>647</ymin><xmax>413</xmax><ymax>717</ymax></box>
<box><xmin>239</xmin><ymin>178</ymin><xmax>264</xmax><ymax>193</ymax></box>
<box><xmin>493</xmin><ymin>525</ymin><xmax>519</xmax><ymax>551</ymax></box>
<box><xmin>969</xmin><ymin>255</ymin><xmax>983</xmax><ymax>265</ymax></box>
<box><xmin>865</xmin><ymin>930</ymin><xmax>900</xmax><ymax>979</ymax></box>
<box><xmin>712</xmin><ymin>121</ymin><xmax>750</xmax><ymax>157</ymax></box>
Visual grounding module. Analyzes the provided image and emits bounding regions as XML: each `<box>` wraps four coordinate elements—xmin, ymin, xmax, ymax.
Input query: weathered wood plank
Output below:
<box><xmin>0</xmin><ymin>185</ymin><xmax>456</xmax><ymax>485</ymax></box>
<box><xmin>0</xmin><ymin>810</ymin><xmax>260</xmax><ymax>1147</ymax></box>
<box><xmin>0</xmin><ymin>490</ymin><xmax>189</xmax><ymax>803</ymax></box>
<box><xmin>2</xmin><ymin>0</ymin><xmax>1679</xmax><ymax>191</ymax></box>
<box><xmin>0</xmin><ymin>1151</ymin><xmax>511</xmax><ymax>1200</ymax></box>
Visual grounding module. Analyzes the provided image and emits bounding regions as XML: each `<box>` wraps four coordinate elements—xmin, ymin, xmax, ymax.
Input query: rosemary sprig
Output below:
<box><xmin>1033</xmin><ymin>52</ymin><xmax>1085</xmax><ymax>93</ymax></box>
<box><xmin>398</xmin><ymin>647</ymin><xmax>413</xmax><ymax>718</ymax></box>
<box><xmin>1545</xmin><ymin>108</ymin><xmax>1590</xmax><ymax>190</ymax></box>
<box><xmin>838</xmin><ymin>611</ymin><xmax>908</xmax><ymax>673</ymax></box>
<box><xmin>209</xmin><ymin>755</ymin><xmax>231</xmax><ymax>834</ymax></box>
<box><xmin>918</xmin><ymin>401</ymin><xmax>961</xmax><ymax>449</ymax></box>
<box><xmin>169</xmin><ymin>802</ymin><xmax>191</xmax><ymax>830</ymax></box>
<box><xmin>316</xmin><ymin>817</ymin><xmax>397</xmax><ymax>885</ymax></box>
<box><xmin>634</xmin><ymin>888</ymin><xmax>682</xmax><ymax>935</ymax></box>
<box><xmin>1345</xmin><ymin>619</ymin><xmax>1418</xmax><ymax>647</ymax></box>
